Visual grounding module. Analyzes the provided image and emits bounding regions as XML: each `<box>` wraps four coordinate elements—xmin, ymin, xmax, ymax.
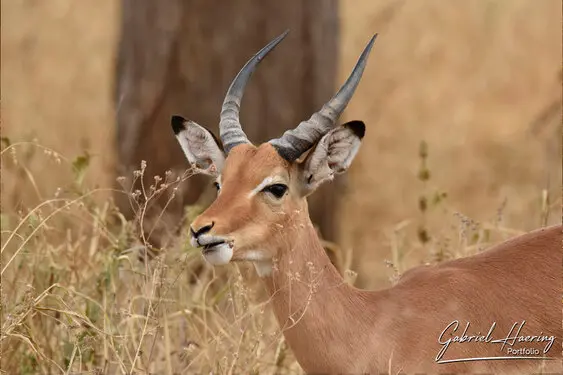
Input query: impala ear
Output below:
<box><xmin>299</xmin><ymin>120</ymin><xmax>365</xmax><ymax>195</ymax></box>
<box><xmin>171</xmin><ymin>115</ymin><xmax>225</xmax><ymax>176</ymax></box>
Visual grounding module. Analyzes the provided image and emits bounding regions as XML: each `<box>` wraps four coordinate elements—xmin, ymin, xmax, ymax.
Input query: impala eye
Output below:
<box><xmin>262</xmin><ymin>184</ymin><xmax>288</xmax><ymax>199</ymax></box>
<box><xmin>213</xmin><ymin>181</ymin><xmax>221</xmax><ymax>191</ymax></box>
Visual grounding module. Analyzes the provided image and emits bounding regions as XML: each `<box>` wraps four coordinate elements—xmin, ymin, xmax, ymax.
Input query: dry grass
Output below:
<box><xmin>0</xmin><ymin>139</ymin><xmax>554</xmax><ymax>373</ymax></box>
<box><xmin>1</xmin><ymin>144</ymin><xmax>303</xmax><ymax>374</ymax></box>
<box><xmin>1</xmin><ymin>0</ymin><xmax>561</xmax><ymax>373</ymax></box>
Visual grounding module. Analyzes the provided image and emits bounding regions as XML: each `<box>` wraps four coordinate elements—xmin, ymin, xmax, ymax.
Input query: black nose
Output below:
<box><xmin>190</xmin><ymin>221</ymin><xmax>215</xmax><ymax>238</ymax></box>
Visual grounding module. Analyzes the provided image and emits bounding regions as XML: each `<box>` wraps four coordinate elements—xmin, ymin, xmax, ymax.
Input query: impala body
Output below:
<box><xmin>171</xmin><ymin>31</ymin><xmax>562</xmax><ymax>374</ymax></box>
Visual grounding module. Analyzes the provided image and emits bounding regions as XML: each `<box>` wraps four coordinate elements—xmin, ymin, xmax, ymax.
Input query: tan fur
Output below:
<box><xmin>191</xmin><ymin>144</ymin><xmax>296</xmax><ymax>262</ymax></box>
<box><xmin>190</xmin><ymin>145</ymin><xmax>562</xmax><ymax>374</ymax></box>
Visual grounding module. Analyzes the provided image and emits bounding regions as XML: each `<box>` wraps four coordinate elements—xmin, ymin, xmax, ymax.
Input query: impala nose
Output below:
<box><xmin>190</xmin><ymin>221</ymin><xmax>215</xmax><ymax>240</ymax></box>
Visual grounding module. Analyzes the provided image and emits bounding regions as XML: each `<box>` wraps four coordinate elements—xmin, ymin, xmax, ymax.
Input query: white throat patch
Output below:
<box><xmin>244</xmin><ymin>250</ymin><xmax>273</xmax><ymax>277</ymax></box>
<box><xmin>253</xmin><ymin>261</ymin><xmax>273</xmax><ymax>277</ymax></box>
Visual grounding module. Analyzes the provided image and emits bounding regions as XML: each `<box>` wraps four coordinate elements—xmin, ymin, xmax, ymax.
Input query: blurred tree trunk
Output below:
<box><xmin>114</xmin><ymin>0</ymin><xmax>340</xmax><ymax>249</ymax></box>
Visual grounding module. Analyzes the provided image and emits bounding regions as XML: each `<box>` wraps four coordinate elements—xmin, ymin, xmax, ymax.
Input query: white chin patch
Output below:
<box><xmin>253</xmin><ymin>261</ymin><xmax>273</xmax><ymax>277</ymax></box>
<box><xmin>202</xmin><ymin>243</ymin><xmax>233</xmax><ymax>265</ymax></box>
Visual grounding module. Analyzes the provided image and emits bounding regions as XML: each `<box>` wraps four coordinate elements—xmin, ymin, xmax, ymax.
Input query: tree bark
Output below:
<box><xmin>114</xmin><ymin>0</ymin><xmax>340</xmax><ymax>248</ymax></box>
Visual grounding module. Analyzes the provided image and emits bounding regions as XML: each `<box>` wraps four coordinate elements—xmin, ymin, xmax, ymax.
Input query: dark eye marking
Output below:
<box><xmin>262</xmin><ymin>183</ymin><xmax>288</xmax><ymax>199</ymax></box>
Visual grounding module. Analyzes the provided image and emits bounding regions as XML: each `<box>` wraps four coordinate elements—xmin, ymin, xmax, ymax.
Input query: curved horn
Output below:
<box><xmin>270</xmin><ymin>34</ymin><xmax>377</xmax><ymax>161</ymax></box>
<box><xmin>219</xmin><ymin>30</ymin><xmax>289</xmax><ymax>153</ymax></box>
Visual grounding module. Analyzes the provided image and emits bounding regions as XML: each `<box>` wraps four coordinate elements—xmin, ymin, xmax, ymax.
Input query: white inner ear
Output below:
<box><xmin>302</xmin><ymin>125</ymin><xmax>363</xmax><ymax>192</ymax></box>
<box><xmin>325</xmin><ymin>126</ymin><xmax>362</xmax><ymax>172</ymax></box>
<box><xmin>175</xmin><ymin>121</ymin><xmax>225</xmax><ymax>176</ymax></box>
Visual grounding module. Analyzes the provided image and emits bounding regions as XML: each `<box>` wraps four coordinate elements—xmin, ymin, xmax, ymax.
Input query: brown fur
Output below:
<box><xmin>261</xmin><ymin>221</ymin><xmax>562</xmax><ymax>374</ymax></box>
<box><xmin>191</xmin><ymin>145</ymin><xmax>562</xmax><ymax>374</ymax></box>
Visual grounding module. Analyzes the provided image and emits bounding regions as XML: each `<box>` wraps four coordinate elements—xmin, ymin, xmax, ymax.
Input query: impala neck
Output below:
<box><xmin>261</xmin><ymin>219</ymin><xmax>346</xmax><ymax>297</ymax></box>
<box><xmin>258</xmin><ymin>215</ymin><xmax>373</xmax><ymax>370</ymax></box>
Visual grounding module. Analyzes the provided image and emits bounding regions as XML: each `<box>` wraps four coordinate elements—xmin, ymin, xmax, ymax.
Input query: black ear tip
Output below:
<box><xmin>171</xmin><ymin>115</ymin><xmax>187</xmax><ymax>135</ymax></box>
<box><xmin>344</xmin><ymin>120</ymin><xmax>366</xmax><ymax>139</ymax></box>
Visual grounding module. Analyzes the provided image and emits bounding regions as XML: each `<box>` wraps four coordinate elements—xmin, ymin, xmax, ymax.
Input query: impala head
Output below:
<box><xmin>172</xmin><ymin>30</ymin><xmax>376</xmax><ymax>267</ymax></box>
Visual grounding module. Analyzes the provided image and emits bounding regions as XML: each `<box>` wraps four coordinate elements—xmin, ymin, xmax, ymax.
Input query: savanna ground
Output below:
<box><xmin>1</xmin><ymin>0</ymin><xmax>561</xmax><ymax>373</ymax></box>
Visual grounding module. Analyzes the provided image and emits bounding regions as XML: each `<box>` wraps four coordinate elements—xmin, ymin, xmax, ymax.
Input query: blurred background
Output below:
<box><xmin>2</xmin><ymin>0</ymin><xmax>561</xmax><ymax>296</ymax></box>
<box><xmin>2</xmin><ymin>1</ymin><xmax>561</xmax><ymax>373</ymax></box>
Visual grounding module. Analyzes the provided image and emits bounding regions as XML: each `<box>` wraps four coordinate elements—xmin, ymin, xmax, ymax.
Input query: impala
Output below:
<box><xmin>170</xmin><ymin>31</ymin><xmax>562</xmax><ymax>374</ymax></box>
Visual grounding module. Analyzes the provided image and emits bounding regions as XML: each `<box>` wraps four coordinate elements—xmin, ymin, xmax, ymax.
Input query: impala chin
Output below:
<box><xmin>202</xmin><ymin>243</ymin><xmax>233</xmax><ymax>265</ymax></box>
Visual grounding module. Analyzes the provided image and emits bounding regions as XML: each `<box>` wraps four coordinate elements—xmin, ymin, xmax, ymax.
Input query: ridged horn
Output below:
<box><xmin>219</xmin><ymin>30</ymin><xmax>289</xmax><ymax>153</ymax></box>
<box><xmin>269</xmin><ymin>34</ymin><xmax>377</xmax><ymax>161</ymax></box>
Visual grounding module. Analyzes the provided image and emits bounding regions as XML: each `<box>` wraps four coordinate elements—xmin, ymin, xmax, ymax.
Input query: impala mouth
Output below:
<box><xmin>191</xmin><ymin>235</ymin><xmax>233</xmax><ymax>265</ymax></box>
<box><xmin>199</xmin><ymin>241</ymin><xmax>233</xmax><ymax>266</ymax></box>
<box><xmin>202</xmin><ymin>241</ymin><xmax>226</xmax><ymax>253</ymax></box>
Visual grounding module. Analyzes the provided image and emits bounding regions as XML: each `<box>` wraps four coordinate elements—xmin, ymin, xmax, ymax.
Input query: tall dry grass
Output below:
<box><xmin>1</xmin><ymin>0</ymin><xmax>561</xmax><ymax>373</ymax></box>
<box><xmin>1</xmin><ymin>143</ymin><xmax>305</xmax><ymax>373</ymax></box>
<box><xmin>1</xmin><ymin>137</ymin><xmax>554</xmax><ymax>373</ymax></box>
